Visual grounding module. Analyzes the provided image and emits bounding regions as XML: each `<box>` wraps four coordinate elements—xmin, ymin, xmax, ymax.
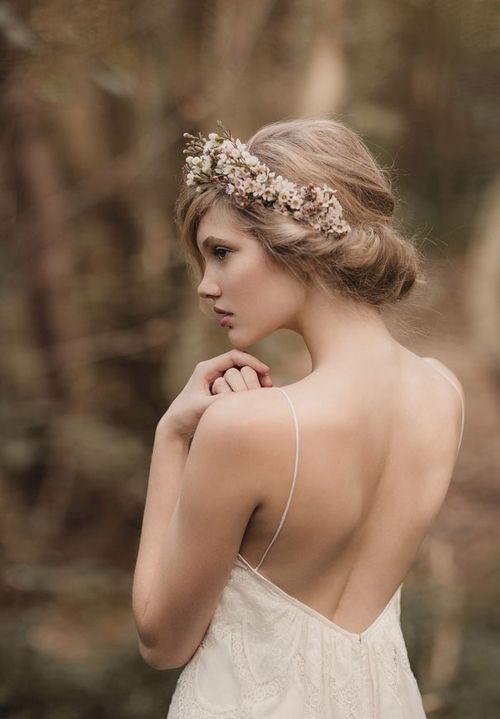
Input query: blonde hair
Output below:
<box><xmin>175</xmin><ymin>118</ymin><xmax>425</xmax><ymax>306</ymax></box>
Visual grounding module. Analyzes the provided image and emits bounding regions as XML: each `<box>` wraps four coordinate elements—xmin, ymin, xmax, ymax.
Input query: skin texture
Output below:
<box><xmin>132</xmin><ymin>205</ymin><xmax>465</xmax><ymax>670</ymax></box>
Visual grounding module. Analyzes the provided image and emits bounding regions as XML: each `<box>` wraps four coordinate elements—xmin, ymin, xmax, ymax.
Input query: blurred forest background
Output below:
<box><xmin>1</xmin><ymin>0</ymin><xmax>499</xmax><ymax>717</ymax></box>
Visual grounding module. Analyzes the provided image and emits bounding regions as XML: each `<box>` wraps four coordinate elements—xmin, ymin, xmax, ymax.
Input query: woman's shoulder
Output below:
<box><xmin>421</xmin><ymin>356</ymin><xmax>463</xmax><ymax>390</ymax></box>
<box><xmin>202</xmin><ymin>385</ymin><xmax>355</xmax><ymax>460</ymax></box>
<box><xmin>197</xmin><ymin>388</ymin><xmax>302</xmax><ymax>493</ymax></box>
<box><xmin>413</xmin><ymin>355</ymin><xmax>465</xmax><ymax>459</ymax></box>
<box><xmin>200</xmin><ymin>386</ymin><xmax>296</xmax><ymax>435</ymax></box>
<box><xmin>419</xmin><ymin>355</ymin><xmax>465</xmax><ymax>408</ymax></box>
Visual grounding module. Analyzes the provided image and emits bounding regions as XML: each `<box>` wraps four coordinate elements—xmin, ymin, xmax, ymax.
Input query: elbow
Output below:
<box><xmin>133</xmin><ymin>607</ymin><xmax>192</xmax><ymax>670</ymax></box>
<box><xmin>138</xmin><ymin>641</ymin><xmax>182</xmax><ymax>671</ymax></box>
<box><xmin>136</xmin><ymin>625</ymin><xmax>187</xmax><ymax>671</ymax></box>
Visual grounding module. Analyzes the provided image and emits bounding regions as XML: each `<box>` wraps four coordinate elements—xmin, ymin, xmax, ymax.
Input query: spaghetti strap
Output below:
<box><xmin>254</xmin><ymin>387</ymin><xmax>300</xmax><ymax>572</ymax></box>
<box><xmin>422</xmin><ymin>357</ymin><xmax>465</xmax><ymax>454</ymax></box>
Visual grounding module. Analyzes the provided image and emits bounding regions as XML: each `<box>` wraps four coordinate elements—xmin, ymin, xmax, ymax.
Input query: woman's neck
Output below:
<box><xmin>295</xmin><ymin>288</ymin><xmax>398</xmax><ymax>374</ymax></box>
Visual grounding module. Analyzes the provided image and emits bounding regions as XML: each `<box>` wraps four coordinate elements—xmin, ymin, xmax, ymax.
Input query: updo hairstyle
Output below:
<box><xmin>175</xmin><ymin>118</ymin><xmax>424</xmax><ymax>307</ymax></box>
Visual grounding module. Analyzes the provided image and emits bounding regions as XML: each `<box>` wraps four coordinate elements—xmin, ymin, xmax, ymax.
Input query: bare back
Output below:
<box><xmin>238</xmin><ymin>350</ymin><xmax>465</xmax><ymax>634</ymax></box>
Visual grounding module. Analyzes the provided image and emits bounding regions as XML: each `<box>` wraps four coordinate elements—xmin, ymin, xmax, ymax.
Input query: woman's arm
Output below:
<box><xmin>132</xmin><ymin>420</ymin><xmax>190</xmax><ymax>632</ymax></box>
<box><xmin>131</xmin><ymin>391</ymin><xmax>271</xmax><ymax>670</ymax></box>
<box><xmin>131</xmin><ymin>350</ymin><xmax>272</xmax><ymax>669</ymax></box>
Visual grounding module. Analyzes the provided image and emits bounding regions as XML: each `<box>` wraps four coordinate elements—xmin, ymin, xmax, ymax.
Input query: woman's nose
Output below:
<box><xmin>197</xmin><ymin>276</ymin><xmax>221</xmax><ymax>300</ymax></box>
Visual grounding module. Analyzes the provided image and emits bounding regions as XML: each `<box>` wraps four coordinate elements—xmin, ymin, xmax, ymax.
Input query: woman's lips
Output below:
<box><xmin>219</xmin><ymin>314</ymin><xmax>232</xmax><ymax>327</ymax></box>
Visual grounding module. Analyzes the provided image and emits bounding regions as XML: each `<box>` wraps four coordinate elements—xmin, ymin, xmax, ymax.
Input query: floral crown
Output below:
<box><xmin>182</xmin><ymin>120</ymin><xmax>351</xmax><ymax>240</ymax></box>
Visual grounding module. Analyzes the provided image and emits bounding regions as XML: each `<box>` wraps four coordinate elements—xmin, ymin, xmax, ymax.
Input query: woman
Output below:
<box><xmin>132</xmin><ymin>119</ymin><xmax>465</xmax><ymax>718</ymax></box>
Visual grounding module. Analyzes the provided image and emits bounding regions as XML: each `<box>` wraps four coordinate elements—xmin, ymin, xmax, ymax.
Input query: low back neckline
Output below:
<box><xmin>236</xmin><ymin>358</ymin><xmax>464</xmax><ymax>642</ymax></box>
<box><xmin>236</xmin><ymin>551</ymin><xmax>402</xmax><ymax>641</ymax></box>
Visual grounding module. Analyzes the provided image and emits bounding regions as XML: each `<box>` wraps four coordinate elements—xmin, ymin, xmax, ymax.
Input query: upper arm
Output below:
<box><xmin>139</xmin><ymin>391</ymin><xmax>272</xmax><ymax>669</ymax></box>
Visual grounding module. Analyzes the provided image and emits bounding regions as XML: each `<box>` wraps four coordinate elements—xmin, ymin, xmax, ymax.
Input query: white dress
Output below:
<box><xmin>167</xmin><ymin>363</ymin><xmax>465</xmax><ymax>719</ymax></box>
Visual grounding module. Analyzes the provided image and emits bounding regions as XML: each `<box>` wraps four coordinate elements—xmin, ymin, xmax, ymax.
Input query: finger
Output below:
<box><xmin>211</xmin><ymin>377</ymin><xmax>233</xmax><ymax>394</ymax></box>
<box><xmin>223</xmin><ymin>367</ymin><xmax>249</xmax><ymax>392</ymax></box>
<box><xmin>239</xmin><ymin>366</ymin><xmax>262</xmax><ymax>389</ymax></box>
<box><xmin>231</xmin><ymin>350</ymin><xmax>270</xmax><ymax>374</ymax></box>
<box><xmin>199</xmin><ymin>350</ymin><xmax>270</xmax><ymax>387</ymax></box>
<box><xmin>259</xmin><ymin>371</ymin><xmax>273</xmax><ymax>387</ymax></box>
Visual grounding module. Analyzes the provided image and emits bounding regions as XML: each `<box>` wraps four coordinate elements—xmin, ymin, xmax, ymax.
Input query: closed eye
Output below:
<box><xmin>212</xmin><ymin>246</ymin><xmax>231</xmax><ymax>261</ymax></box>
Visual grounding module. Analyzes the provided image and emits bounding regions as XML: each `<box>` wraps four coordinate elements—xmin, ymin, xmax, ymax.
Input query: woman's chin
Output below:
<box><xmin>227</xmin><ymin>328</ymin><xmax>252</xmax><ymax>350</ymax></box>
<box><xmin>229</xmin><ymin>328</ymin><xmax>270</xmax><ymax>351</ymax></box>
<box><xmin>230</xmin><ymin>339</ymin><xmax>252</xmax><ymax>351</ymax></box>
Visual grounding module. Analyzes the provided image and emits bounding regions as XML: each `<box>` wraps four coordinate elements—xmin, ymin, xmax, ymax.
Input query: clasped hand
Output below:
<box><xmin>158</xmin><ymin>350</ymin><xmax>273</xmax><ymax>441</ymax></box>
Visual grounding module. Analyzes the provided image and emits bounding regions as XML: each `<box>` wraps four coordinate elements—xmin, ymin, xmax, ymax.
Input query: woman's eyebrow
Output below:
<box><xmin>197</xmin><ymin>235</ymin><xmax>228</xmax><ymax>252</ymax></box>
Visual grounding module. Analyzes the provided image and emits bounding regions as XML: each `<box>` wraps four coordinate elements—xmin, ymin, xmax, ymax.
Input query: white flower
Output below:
<box><xmin>183</xmin><ymin>125</ymin><xmax>349</xmax><ymax>239</ymax></box>
<box><xmin>282</xmin><ymin>179</ymin><xmax>296</xmax><ymax>193</ymax></box>
<box><xmin>327</xmin><ymin>205</ymin><xmax>341</xmax><ymax>219</ymax></box>
<box><xmin>248</xmin><ymin>180</ymin><xmax>263</xmax><ymax>196</ymax></box>
<box><xmin>261</xmin><ymin>187</ymin><xmax>276</xmax><ymax>201</ymax></box>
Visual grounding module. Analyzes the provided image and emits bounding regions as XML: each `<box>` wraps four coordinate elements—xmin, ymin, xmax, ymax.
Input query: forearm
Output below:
<box><xmin>132</xmin><ymin>421</ymin><xmax>190</xmax><ymax>625</ymax></box>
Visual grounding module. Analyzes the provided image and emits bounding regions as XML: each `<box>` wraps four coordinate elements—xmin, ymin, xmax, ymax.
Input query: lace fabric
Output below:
<box><xmin>166</xmin><ymin>557</ymin><xmax>427</xmax><ymax>718</ymax></box>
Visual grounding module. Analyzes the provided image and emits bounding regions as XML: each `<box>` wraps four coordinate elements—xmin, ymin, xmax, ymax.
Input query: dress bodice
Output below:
<box><xmin>167</xmin><ymin>554</ymin><xmax>425</xmax><ymax>718</ymax></box>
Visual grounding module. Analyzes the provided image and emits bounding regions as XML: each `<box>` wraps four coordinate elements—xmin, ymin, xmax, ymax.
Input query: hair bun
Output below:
<box><xmin>323</xmin><ymin>222</ymin><xmax>420</xmax><ymax>305</ymax></box>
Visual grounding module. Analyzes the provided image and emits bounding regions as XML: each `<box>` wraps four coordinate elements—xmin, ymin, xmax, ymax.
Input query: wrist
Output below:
<box><xmin>155</xmin><ymin>415</ymin><xmax>190</xmax><ymax>444</ymax></box>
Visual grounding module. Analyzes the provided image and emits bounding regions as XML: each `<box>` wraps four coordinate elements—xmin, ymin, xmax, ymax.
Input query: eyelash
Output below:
<box><xmin>211</xmin><ymin>246</ymin><xmax>231</xmax><ymax>261</ymax></box>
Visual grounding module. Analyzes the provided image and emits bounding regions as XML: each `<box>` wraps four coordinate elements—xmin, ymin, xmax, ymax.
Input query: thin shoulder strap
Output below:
<box><xmin>254</xmin><ymin>387</ymin><xmax>300</xmax><ymax>572</ymax></box>
<box><xmin>422</xmin><ymin>357</ymin><xmax>465</xmax><ymax>455</ymax></box>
